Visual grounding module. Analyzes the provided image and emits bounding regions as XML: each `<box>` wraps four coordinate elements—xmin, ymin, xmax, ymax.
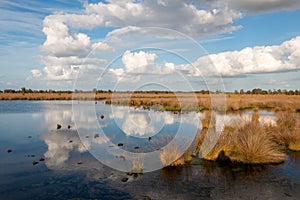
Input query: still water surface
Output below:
<box><xmin>0</xmin><ymin>101</ymin><xmax>299</xmax><ymax>199</ymax></box>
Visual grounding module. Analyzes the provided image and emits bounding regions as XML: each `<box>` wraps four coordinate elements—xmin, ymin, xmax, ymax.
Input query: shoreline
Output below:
<box><xmin>1</xmin><ymin>92</ymin><xmax>299</xmax><ymax>112</ymax></box>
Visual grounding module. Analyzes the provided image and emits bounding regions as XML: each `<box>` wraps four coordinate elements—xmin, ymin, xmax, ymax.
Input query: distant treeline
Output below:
<box><xmin>0</xmin><ymin>87</ymin><xmax>299</xmax><ymax>95</ymax></box>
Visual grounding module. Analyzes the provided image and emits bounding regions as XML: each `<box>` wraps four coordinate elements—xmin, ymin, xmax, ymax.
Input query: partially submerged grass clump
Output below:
<box><xmin>233</xmin><ymin>122</ymin><xmax>286</xmax><ymax>164</ymax></box>
<box><xmin>160</xmin><ymin>145</ymin><xmax>185</xmax><ymax>167</ymax></box>
<box><xmin>197</xmin><ymin>112</ymin><xmax>286</xmax><ymax>164</ymax></box>
<box><xmin>130</xmin><ymin>160</ymin><xmax>144</xmax><ymax>174</ymax></box>
<box><xmin>200</xmin><ymin>125</ymin><xmax>235</xmax><ymax>161</ymax></box>
<box><xmin>272</xmin><ymin>112</ymin><xmax>300</xmax><ymax>151</ymax></box>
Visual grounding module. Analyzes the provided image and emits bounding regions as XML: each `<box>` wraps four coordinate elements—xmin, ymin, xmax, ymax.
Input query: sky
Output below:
<box><xmin>1</xmin><ymin>0</ymin><xmax>300</xmax><ymax>92</ymax></box>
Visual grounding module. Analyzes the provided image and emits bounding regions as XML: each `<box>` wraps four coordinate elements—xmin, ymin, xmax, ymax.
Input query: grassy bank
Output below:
<box><xmin>107</xmin><ymin>93</ymin><xmax>300</xmax><ymax>112</ymax></box>
<box><xmin>1</xmin><ymin>92</ymin><xmax>299</xmax><ymax>112</ymax></box>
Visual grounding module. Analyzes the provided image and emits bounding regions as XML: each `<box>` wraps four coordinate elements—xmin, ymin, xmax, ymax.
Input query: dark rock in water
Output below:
<box><xmin>133</xmin><ymin>173</ymin><xmax>139</xmax><ymax>179</ymax></box>
<box><xmin>77</xmin><ymin>162</ymin><xmax>83</xmax><ymax>165</ymax></box>
<box><xmin>118</xmin><ymin>143</ymin><xmax>123</xmax><ymax>147</ymax></box>
<box><xmin>28</xmin><ymin>136</ymin><xmax>32</xmax><ymax>138</ymax></box>
<box><xmin>39</xmin><ymin>158</ymin><xmax>45</xmax><ymax>161</ymax></box>
<box><xmin>32</xmin><ymin>161</ymin><xmax>39</xmax><ymax>165</ymax></box>
<box><xmin>30</xmin><ymin>155</ymin><xmax>35</xmax><ymax>157</ymax></box>
<box><xmin>94</xmin><ymin>134</ymin><xmax>99</xmax><ymax>139</ymax></box>
<box><xmin>134</xmin><ymin>147</ymin><xmax>139</xmax><ymax>149</ymax></box>
<box><xmin>95</xmin><ymin>101</ymin><xmax>98</xmax><ymax>104</ymax></box>
<box><xmin>100</xmin><ymin>115</ymin><xmax>105</xmax><ymax>119</ymax></box>
<box><xmin>7</xmin><ymin>149</ymin><xmax>12</xmax><ymax>153</ymax></box>
<box><xmin>216</xmin><ymin>150</ymin><xmax>231</xmax><ymax>166</ymax></box>
<box><xmin>121</xmin><ymin>177</ymin><xmax>128</xmax><ymax>182</ymax></box>
<box><xmin>85</xmin><ymin>135</ymin><xmax>89</xmax><ymax>138</ymax></box>
<box><xmin>148</xmin><ymin>137</ymin><xmax>151</xmax><ymax>141</ymax></box>
<box><xmin>67</xmin><ymin>125</ymin><xmax>71</xmax><ymax>129</ymax></box>
<box><xmin>57</xmin><ymin>124</ymin><xmax>62</xmax><ymax>129</ymax></box>
<box><xmin>284</xmin><ymin>193</ymin><xmax>292</xmax><ymax>197</ymax></box>
<box><xmin>69</xmin><ymin>140</ymin><xmax>73</xmax><ymax>143</ymax></box>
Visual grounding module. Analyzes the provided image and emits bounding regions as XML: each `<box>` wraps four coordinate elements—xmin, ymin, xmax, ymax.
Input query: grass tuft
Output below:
<box><xmin>197</xmin><ymin>112</ymin><xmax>286</xmax><ymax>164</ymax></box>
<box><xmin>160</xmin><ymin>145</ymin><xmax>185</xmax><ymax>167</ymax></box>
<box><xmin>272</xmin><ymin>112</ymin><xmax>300</xmax><ymax>151</ymax></box>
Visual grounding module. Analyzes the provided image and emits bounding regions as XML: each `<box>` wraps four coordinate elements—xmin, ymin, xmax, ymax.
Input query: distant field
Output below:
<box><xmin>1</xmin><ymin>92</ymin><xmax>299</xmax><ymax>112</ymax></box>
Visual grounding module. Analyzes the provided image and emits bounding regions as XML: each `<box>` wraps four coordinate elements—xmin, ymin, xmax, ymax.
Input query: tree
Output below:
<box><xmin>21</xmin><ymin>87</ymin><xmax>26</xmax><ymax>94</ymax></box>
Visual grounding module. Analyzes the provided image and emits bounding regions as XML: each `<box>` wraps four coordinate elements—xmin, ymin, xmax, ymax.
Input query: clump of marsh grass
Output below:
<box><xmin>160</xmin><ymin>145</ymin><xmax>185</xmax><ymax>167</ymax></box>
<box><xmin>196</xmin><ymin>112</ymin><xmax>286</xmax><ymax>164</ymax></box>
<box><xmin>272</xmin><ymin>112</ymin><xmax>300</xmax><ymax>151</ymax></box>
<box><xmin>194</xmin><ymin>110</ymin><xmax>234</xmax><ymax>160</ymax></box>
<box><xmin>200</xmin><ymin>111</ymin><xmax>216</xmax><ymax>129</ymax></box>
<box><xmin>193</xmin><ymin>111</ymin><xmax>217</xmax><ymax>157</ymax></box>
<box><xmin>233</xmin><ymin>121</ymin><xmax>286</xmax><ymax>164</ymax></box>
<box><xmin>130</xmin><ymin>160</ymin><xmax>144</xmax><ymax>174</ymax></box>
<box><xmin>206</xmin><ymin>125</ymin><xmax>236</xmax><ymax>161</ymax></box>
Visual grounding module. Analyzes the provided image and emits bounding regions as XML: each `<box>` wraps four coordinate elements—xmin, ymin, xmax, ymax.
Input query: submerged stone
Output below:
<box><xmin>57</xmin><ymin>124</ymin><xmax>62</xmax><ymax>129</ymax></box>
<box><xmin>32</xmin><ymin>161</ymin><xmax>39</xmax><ymax>165</ymax></box>
<box><xmin>121</xmin><ymin>177</ymin><xmax>128</xmax><ymax>182</ymax></box>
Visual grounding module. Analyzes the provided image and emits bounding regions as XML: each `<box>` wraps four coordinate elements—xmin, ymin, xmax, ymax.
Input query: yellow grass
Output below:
<box><xmin>160</xmin><ymin>145</ymin><xmax>185</xmax><ymax>167</ymax></box>
<box><xmin>233</xmin><ymin>122</ymin><xmax>286</xmax><ymax>164</ymax></box>
<box><xmin>197</xmin><ymin>113</ymin><xmax>286</xmax><ymax>164</ymax></box>
<box><xmin>271</xmin><ymin>112</ymin><xmax>300</xmax><ymax>151</ymax></box>
<box><xmin>1</xmin><ymin>92</ymin><xmax>300</xmax><ymax>112</ymax></box>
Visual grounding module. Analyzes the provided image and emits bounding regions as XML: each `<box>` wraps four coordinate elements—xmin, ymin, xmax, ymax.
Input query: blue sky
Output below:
<box><xmin>1</xmin><ymin>0</ymin><xmax>300</xmax><ymax>91</ymax></box>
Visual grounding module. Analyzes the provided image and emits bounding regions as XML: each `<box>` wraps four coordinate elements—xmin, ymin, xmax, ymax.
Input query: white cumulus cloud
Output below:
<box><xmin>110</xmin><ymin>50</ymin><xmax>177</xmax><ymax>82</ymax></box>
<box><xmin>183</xmin><ymin>36</ymin><xmax>300</xmax><ymax>76</ymax></box>
<box><xmin>122</xmin><ymin>50</ymin><xmax>157</xmax><ymax>72</ymax></box>
<box><xmin>85</xmin><ymin>0</ymin><xmax>242</xmax><ymax>38</ymax></box>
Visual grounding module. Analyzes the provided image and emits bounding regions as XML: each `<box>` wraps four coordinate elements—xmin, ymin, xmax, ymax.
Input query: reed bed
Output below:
<box><xmin>1</xmin><ymin>92</ymin><xmax>300</xmax><ymax>112</ymax></box>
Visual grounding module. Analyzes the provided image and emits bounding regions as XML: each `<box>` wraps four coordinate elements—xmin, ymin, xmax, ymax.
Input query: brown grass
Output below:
<box><xmin>233</xmin><ymin>122</ymin><xmax>286</xmax><ymax>164</ymax></box>
<box><xmin>197</xmin><ymin>113</ymin><xmax>286</xmax><ymax>164</ymax></box>
<box><xmin>131</xmin><ymin>160</ymin><xmax>144</xmax><ymax>173</ymax></box>
<box><xmin>160</xmin><ymin>145</ymin><xmax>185</xmax><ymax>167</ymax></box>
<box><xmin>199</xmin><ymin>125</ymin><xmax>235</xmax><ymax>161</ymax></box>
<box><xmin>107</xmin><ymin>93</ymin><xmax>300</xmax><ymax>112</ymax></box>
<box><xmin>271</xmin><ymin>112</ymin><xmax>300</xmax><ymax>151</ymax></box>
<box><xmin>1</xmin><ymin>92</ymin><xmax>300</xmax><ymax>112</ymax></box>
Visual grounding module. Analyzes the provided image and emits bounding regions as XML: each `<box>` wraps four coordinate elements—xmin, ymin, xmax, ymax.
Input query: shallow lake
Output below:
<box><xmin>0</xmin><ymin>101</ymin><xmax>299</xmax><ymax>199</ymax></box>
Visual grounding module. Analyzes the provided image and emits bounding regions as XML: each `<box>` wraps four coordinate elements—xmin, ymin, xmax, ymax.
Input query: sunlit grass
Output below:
<box><xmin>234</xmin><ymin>121</ymin><xmax>286</xmax><ymax>164</ymax></box>
<box><xmin>272</xmin><ymin>112</ymin><xmax>300</xmax><ymax>151</ymax></box>
<box><xmin>160</xmin><ymin>145</ymin><xmax>185</xmax><ymax>167</ymax></box>
<box><xmin>196</xmin><ymin>112</ymin><xmax>286</xmax><ymax>164</ymax></box>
